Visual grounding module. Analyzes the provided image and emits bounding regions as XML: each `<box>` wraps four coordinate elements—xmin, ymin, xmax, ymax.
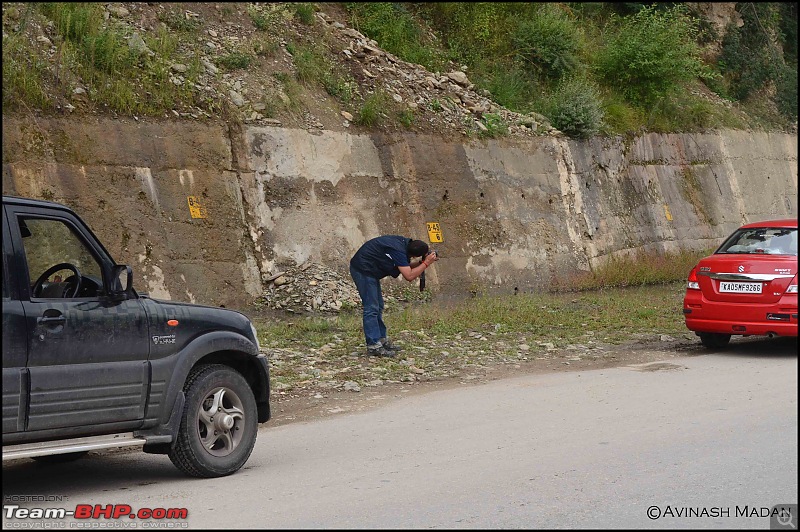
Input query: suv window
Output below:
<box><xmin>2</xmin><ymin>243</ymin><xmax>8</xmax><ymax>300</ymax></box>
<box><xmin>19</xmin><ymin>217</ymin><xmax>103</xmax><ymax>297</ymax></box>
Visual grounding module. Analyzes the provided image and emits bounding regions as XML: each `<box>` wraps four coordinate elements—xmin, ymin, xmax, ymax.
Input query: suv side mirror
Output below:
<box><xmin>107</xmin><ymin>264</ymin><xmax>134</xmax><ymax>300</ymax></box>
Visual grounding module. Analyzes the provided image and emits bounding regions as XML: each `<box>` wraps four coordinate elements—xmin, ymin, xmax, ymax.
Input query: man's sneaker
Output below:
<box><xmin>366</xmin><ymin>344</ymin><xmax>396</xmax><ymax>357</ymax></box>
<box><xmin>380</xmin><ymin>338</ymin><xmax>402</xmax><ymax>352</ymax></box>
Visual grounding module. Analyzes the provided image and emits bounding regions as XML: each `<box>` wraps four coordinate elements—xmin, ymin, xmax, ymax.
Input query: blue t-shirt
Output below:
<box><xmin>350</xmin><ymin>235</ymin><xmax>412</xmax><ymax>279</ymax></box>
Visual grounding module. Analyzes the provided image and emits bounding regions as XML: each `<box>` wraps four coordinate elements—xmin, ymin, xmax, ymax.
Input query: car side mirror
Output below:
<box><xmin>107</xmin><ymin>264</ymin><xmax>134</xmax><ymax>300</ymax></box>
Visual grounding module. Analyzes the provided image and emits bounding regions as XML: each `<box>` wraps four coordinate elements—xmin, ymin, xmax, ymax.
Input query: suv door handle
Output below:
<box><xmin>38</xmin><ymin>314</ymin><xmax>66</xmax><ymax>326</ymax></box>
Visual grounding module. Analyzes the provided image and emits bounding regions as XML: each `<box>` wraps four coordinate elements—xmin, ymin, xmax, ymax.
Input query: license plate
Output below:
<box><xmin>720</xmin><ymin>281</ymin><xmax>763</xmax><ymax>294</ymax></box>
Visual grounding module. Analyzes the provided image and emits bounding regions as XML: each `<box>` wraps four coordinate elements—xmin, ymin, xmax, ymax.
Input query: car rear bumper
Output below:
<box><xmin>683</xmin><ymin>293</ymin><xmax>798</xmax><ymax>336</ymax></box>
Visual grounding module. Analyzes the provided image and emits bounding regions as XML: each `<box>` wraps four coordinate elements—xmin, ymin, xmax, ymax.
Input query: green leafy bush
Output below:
<box><xmin>594</xmin><ymin>5</ymin><xmax>709</xmax><ymax>108</ymax></box>
<box><xmin>512</xmin><ymin>3</ymin><xmax>580</xmax><ymax>81</ymax></box>
<box><xmin>542</xmin><ymin>79</ymin><xmax>603</xmax><ymax>138</ymax></box>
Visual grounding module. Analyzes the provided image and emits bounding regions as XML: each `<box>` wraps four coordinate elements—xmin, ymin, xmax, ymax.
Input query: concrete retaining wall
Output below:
<box><xmin>3</xmin><ymin>117</ymin><xmax>796</xmax><ymax>308</ymax></box>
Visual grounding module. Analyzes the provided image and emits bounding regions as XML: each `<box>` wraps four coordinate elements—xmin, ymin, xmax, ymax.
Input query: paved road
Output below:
<box><xmin>2</xmin><ymin>337</ymin><xmax>797</xmax><ymax>529</ymax></box>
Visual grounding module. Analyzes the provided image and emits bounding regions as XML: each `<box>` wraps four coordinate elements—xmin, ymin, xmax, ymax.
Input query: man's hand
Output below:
<box><xmin>423</xmin><ymin>250</ymin><xmax>439</xmax><ymax>266</ymax></box>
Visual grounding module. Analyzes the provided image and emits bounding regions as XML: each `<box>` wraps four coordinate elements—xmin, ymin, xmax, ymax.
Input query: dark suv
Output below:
<box><xmin>2</xmin><ymin>195</ymin><xmax>270</xmax><ymax>477</ymax></box>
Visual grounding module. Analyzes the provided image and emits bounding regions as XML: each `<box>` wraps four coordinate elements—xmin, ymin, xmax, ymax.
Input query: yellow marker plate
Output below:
<box><xmin>188</xmin><ymin>196</ymin><xmax>207</xmax><ymax>219</ymax></box>
<box><xmin>426</xmin><ymin>222</ymin><xmax>443</xmax><ymax>243</ymax></box>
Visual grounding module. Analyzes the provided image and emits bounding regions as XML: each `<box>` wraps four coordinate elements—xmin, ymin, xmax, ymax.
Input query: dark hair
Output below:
<box><xmin>407</xmin><ymin>239</ymin><xmax>429</xmax><ymax>258</ymax></box>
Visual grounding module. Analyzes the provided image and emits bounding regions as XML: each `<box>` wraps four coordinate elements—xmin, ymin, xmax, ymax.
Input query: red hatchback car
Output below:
<box><xmin>683</xmin><ymin>219</ymin><xmax>798</xmax><ymax>348</ymax></box>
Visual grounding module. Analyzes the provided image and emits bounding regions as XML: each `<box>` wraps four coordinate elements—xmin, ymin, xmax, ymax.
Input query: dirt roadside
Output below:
<box><xmin>265</xmin><ymin>335</ymin><xmax>709</xmax><ymax>428</ymax></box>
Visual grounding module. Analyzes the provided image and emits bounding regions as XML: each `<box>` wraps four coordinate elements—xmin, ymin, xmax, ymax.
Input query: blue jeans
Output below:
<box><xmin>349</xmin><ymin>265</ymin><xmax>386</xmax><ymax>346</ymax></box>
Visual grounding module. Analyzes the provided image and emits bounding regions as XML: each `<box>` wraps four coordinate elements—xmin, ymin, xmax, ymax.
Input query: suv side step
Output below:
<box><xmin>2</xmin><ymin>433</ymin><xmax>147</xmax><ymax>461</ymax></box>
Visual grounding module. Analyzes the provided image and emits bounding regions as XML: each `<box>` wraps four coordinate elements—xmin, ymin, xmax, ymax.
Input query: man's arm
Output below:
<box><xmin>398</xmin><ymin>252</ymin><xmax>438</xmax><ymax>282</ymax></box>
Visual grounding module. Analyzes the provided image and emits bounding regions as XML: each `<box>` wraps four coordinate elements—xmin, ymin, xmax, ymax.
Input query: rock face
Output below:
<box><xmin>2</xmin><ymin>116</ymin><xmax>796</xmax><ymax>311</ymax></box>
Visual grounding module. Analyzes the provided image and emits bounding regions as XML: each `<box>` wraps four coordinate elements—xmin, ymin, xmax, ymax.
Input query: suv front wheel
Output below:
<box><xmin>168</xmin><ymin>364</ymin><xmax>258</xmax><ymax>478</ymax></box>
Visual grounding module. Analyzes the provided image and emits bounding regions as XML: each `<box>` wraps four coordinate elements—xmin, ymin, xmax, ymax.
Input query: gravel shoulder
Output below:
<box><xmin>266</xmin><ymin>334</ymin><xmax>707</xmax><ymax>428</ymax></box>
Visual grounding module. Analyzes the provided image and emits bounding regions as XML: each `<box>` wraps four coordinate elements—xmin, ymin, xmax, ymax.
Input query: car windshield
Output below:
<box><xmin>717</xmin><ymin>227</ymin><xmax>797</xmax><ymax>255</ymax></box>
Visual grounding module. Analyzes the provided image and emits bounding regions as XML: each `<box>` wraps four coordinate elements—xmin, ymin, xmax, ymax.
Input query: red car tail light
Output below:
<box><xmin>687</xmin><ymin>266</ymin><xmax>700</xmax><ymax>290</ymax></box>
<box><xmin>786</xmin><ymin>274</ymin><xmax>798</xmax><ymax>294</ymax></box>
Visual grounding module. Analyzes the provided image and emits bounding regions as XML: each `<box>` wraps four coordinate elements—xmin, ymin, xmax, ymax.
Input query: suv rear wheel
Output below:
<box><xmin>168</xmin><ymin>364</ymin><xmax>258</xmax><ymax>478</ymax></box>
<box><xmin>699</xmin><ymin>332</ymin><xmax>732</xmax><ymax>349</ymax></box>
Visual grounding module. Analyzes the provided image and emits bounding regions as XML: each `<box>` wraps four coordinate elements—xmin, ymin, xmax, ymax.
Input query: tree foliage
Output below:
<box><xmin>718</xmin><ymin>2</ymin><xmax>797</xmax><ymax>120</ymax></box>
<box><xmin>512</xmin><ymin>3</ymin><xmax>581</xmax><ymax>81</ymax></box>
<box><xmin>594</xmin><ymin>5</ymin><xmax>710</xmax><ymax>108</ymax></box>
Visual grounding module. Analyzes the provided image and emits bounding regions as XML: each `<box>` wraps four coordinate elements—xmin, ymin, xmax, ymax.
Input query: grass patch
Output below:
<box><xmin>346</xmin><ymin>2</ymin><xmax>444</xmax><ymax>71</ymax></box>
<box><xmin>287</xmin><ymin>41</ymin><xmax>354</xmax><ymax>101</ymax></box>
<box><xmin>254</xmin><ymin>248</ymin><xmax>705</xmax><ymax>385</ymax></box>
<box><xmin>254</xmin><ymin>272</ymin><xmax>697</xmax><ymax>389</ymax></box>
<box><xmin>157</xmin><ymin>10</ymin><xmax>202</xmax><ymax>33</ymax></box>
<box><xmin>477</xmin><ymin>113</ymin><xmax>509</xmax><ymax>138</ymax></box>
<box><xmin>398</xmin><ymin>108</ymin><xmax>415</xmax><ymax>128</ymax></box>
<box><xmin>356</xmin><ymin>90</ymin><xmax>389</xmax><ymax>126</ymax></box>
<box><xmin>275</xmin><ymin>72</ymin><xmax>304</xmax><ymax>113</ymax></box>
<box><xmin>254</xmin><ymin>281</ymin><xmax>691</xmax><ymax>357</ymax></box>
<box><xmin>550</xmin><ymin>248</ymin><xmax>713</xmax><ymax>292</ymax></box>
<box><xmin>217</xmin><ymin>52</ymin><xmax>253</xmax><ymax>71</ymax></box>
<box><xmin>2</xmin><ymin>33</ymin><xmax>54</xmax><ymax>111</ymax></box>
<box><xmin>26</xmin><ymin>3</ymin><xmax>205</xmax><ymax>116</ymax></box>
<box><xmin>293</xmin><ymin>3</ymin><xmax>316</xmax><ymax>25</ymax></box>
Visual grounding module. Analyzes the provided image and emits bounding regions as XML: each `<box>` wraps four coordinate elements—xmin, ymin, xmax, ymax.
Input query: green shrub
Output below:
<box><xmin>599</xmin><ymin>93</ymin><xmax>643</xmax><ymax>134</ymax></box>
<box><xmin>550</xmin><ymin>248</ymin><xmax>712</xmax><ymax>292</ymax></box>
<box><xmin>217</xmin><ymin>52</ymin><xmax>252</xmax><ymax>70</ymax></box>
<box><xmin>418</xmin><ymin>3</ymin><xmax>527</xmax><ymax>65</ymax></box>
<box><xmin>594</xmin><ymin>5</ymin><xmax>709</xmax><ymax>108</ymax></box>
<box><xmin>322</xmin><ymin>73</ymin><xmax>354</xmax><ymax>102</ymax></box>
<box><xmin>40</xmin><ymin>3</ymin><xmax>136</xmax><ymax>74</ymax></box>
<box><xmin>398</xmin><ymin>108</ymin><xmax>415</xmax><ymax>128</ymax></box>
<box><xmin>356</xmin><ymin>91</ymin><xmax>388</xmax><ymax>126</ymax></box>
<box><xmin>84</xmin><ymin>28</ymin><xmax>136</xmax><ymax>72</ymax></box>
<box><xmin>478</xmin><ymin>63</ymin><xmax>533</xmax><ymax>111</ymax></box>
<box><xmin>287</xmin><ymin>42</ymin><xmax>354</xmax><ymax>101</ymax></box>
<box><xmin>290</xmin><ymin>43</ymin><xmax>326</xmax><ymax>84</ymax></box>
<box><xmin>40</xmin><ymin>2</ymin><xmax>102</xmax><ymax>42</ymax></box>
<box><xmin>775</xmin><ymin>66</ymin><xmax>798</xmax><ymax>120</ymax></box>
<box><xmin>512</xmin><ymin>3</ymin><xmax>580</xmax><ymax>81</ymax></box>
<box><xmin>478</xmin><ymin>113</ymin><xmax>509</xmax><ymax>138</ymax></box>
<box><xmin>157</xmin><ymin>10</ymin><xmax>202</xmax><ymax>32</ymax></box>
<box><xmin>249</xmin><ymin>11</ymin><xmax>270</xmax><ymax>31</ymax></box>
<box><xmin>542</xmin><ymin>79</ymin><xmax>603</xmax><ymax>138</ymax></box>
<box><xmin>293</xmin><ymin>3</ymin><xmax>316</xmax><ymax>25</ymax></box>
